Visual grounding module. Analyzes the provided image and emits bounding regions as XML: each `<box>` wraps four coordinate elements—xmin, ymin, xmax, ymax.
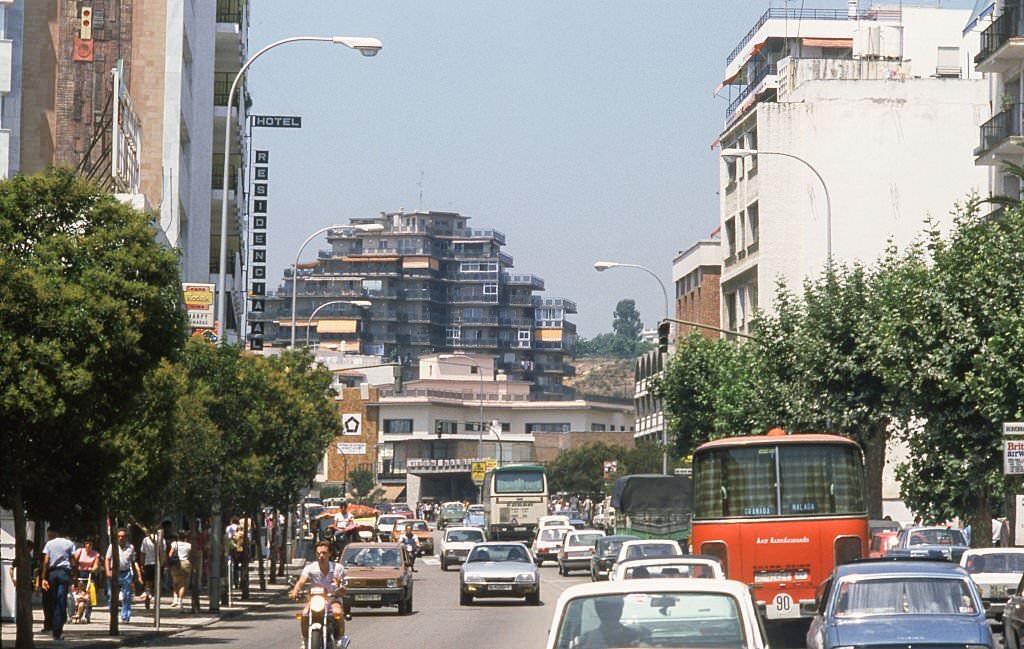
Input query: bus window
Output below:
<box><xmin>779</xmin><ymin>445</ymin><xmax>864</xmax><ymax>515</ymax></box>
<box><xmin>694</xmin><ymin>446</ymin><xmax>777</xmax><ymax>518</ymax></box>
<box><xmin>494</xmin><ymin>470</ymin><xmax>545</xmax><ymax>493</ymax></box>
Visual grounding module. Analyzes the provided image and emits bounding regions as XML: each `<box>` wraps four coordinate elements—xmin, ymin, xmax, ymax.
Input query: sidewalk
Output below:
<box><xmin>1</xmin><ymin>561</ymin><xmax>300</xmax><ymax>648</ymax></box>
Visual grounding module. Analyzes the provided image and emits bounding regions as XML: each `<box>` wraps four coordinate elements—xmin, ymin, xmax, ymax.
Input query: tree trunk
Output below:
<box><xmin>12</xmin><ymin>485</ymin><xmax>34</xmax><ymax>649</ymax></box>
<box><xmin>268</xmin><ymin>508</ymin><xmax>277</xmax><ymax>584</ymax></box>
<box><xmin>972</xmin><ymin>488</ymin><xmax>993</xmax><ymax>548</ymax></box>
<box><xmin>240</xmin><ymin>514</ymin><xmax>250</xmax><ymax>600</ymax></box>
<box><xmin>862</xmin><ymin>423</ymin><xmax>886</xmax><ymax>520</ymax></box>
<box><xmin>109</xmin><ymin>518</ymin><xmax>120</xmax><ymax>636</ymax></box>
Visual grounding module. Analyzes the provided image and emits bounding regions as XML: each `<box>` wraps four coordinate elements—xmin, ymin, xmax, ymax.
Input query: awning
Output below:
<box><xmin>964</xmin><ymin>0</ymin><xmax>995</xmax><ymax>35</ymax></box>
<box><xmin>801</xmin><ymin>37</ymin><xmax>853</xmax><ymax>49</ymax></box>
<box><xmin>379</xmin><ymin>485</ymin><xmax>406</xmax><ymax>503</ymax></box>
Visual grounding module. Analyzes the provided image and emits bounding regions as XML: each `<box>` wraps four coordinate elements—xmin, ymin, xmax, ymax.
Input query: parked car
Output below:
<box><xmin>886</xmin><ymin>526</ymin><xmax>969</xmax><ymax>562</ymax></box>
<box><xmin>460</xmin><ymin>542</ymin><xmax>540</xmax><ymax>605</ymax></box>
<box><xmin>391</xmin><ymin>503</ymin><xmax>414</xmax><ymax>518</ymax></box>
<box><xmin>590</xmin><ymin>535</ymin><xmax>637</xmax><ymax>581</ymax></box>
<box><xmin>558</xmin><ymin>529</ymin><xmax>606</xmax><ymax>576</ymax></box>
<box><xmin>398</xmin><ymin>518</ymin><xmax>434</xmax><ymax>555</ymax></box>
<box><xmin>612</xmin><ymin>555</ymin><xmax>724</xmax><ymax>581</ymax></box>
<box><xmin>532</xmin><ymin>526</ymin><xmax>573</xmax><ymax>566</ymax></box>
<box><xmin>339</xmin><ymin>543</ymin><xmax>415</xmax><ymax>615</ymax></box>
<box><xmin>545</xmin><ymin>578</ymin><xmax>769</xmax><ymax>649</ymax></box>
<box><xmin>1000</xmin><ymin>571</ymin><xmax>1024</xmax><ymax>647</ymax></box>
<box><xmin>806</xmin><ymin>559</ymin><xmax>992</xmax><ymax>649</ymax></box>
<box><xmin>375</xmin><ymin>514</ymin><xmax>408</xmax><ymax>542</ymax></box>
<box><xmin>556</xmin><ymin>510</ymin><xmax>588</xmax><ymax>529</ymax></box>
<box><xmin>612</xmin><ymin>539</ymin><xmax>684</xmax><ymax>576</ymax></box>
<box><xmin>438</xmin><ymin>501</ymin><xmax>467</xmax><ymax>530</ymax></box>
<box><xmin>440</xmin><ymin>526</ymin><xmax>486</xmax><ymax>571</ymax></box>
<box><xmin>961</xmin><ymin>548</ymin><xmax>1024</xmax><ymax>620</ymax></box>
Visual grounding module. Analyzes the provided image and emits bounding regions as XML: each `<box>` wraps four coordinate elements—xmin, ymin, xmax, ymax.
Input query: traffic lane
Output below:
<box><xmin>137</xmin><ymin>598</ymin><xmax>301</xmax><ymax>648</ymax></box>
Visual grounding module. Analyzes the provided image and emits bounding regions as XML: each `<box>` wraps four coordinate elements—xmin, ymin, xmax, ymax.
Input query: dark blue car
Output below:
<box><xmin>886</xmin><ymin>526</ymin><xmax>970</xmax><ymax>562</ymax></box>
<box><xmin>806</xmin><ymin>559</ymin><xmax>993</xmax><ymax>649</ymax></box>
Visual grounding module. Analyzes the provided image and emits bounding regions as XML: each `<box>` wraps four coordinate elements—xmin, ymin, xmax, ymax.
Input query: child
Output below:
<box><xmin>69</xmin><ymin>581</ymin><xmax>90</xmax><ymax>623</ymax></box>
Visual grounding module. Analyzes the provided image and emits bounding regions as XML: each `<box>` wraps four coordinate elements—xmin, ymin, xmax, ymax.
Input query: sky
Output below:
<box><xmin>248</xmin><ymin>0</ymin><xmax>975</xmax><ymax>337</ymax></box>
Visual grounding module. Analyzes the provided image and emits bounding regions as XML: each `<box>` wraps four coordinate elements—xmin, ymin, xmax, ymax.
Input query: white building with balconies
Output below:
<box><xmin>717</xmin><ymin>3</ymin><xmax>988</xmax><ymax>333</ymax></box>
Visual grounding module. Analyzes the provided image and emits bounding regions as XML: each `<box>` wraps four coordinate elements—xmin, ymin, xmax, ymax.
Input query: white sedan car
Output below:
<box><xmin>544</xmin><ymin>578</ymin><xmax>769</xmax><ymax>649</ymax></box>
<box><xmin>610</xmin><ymin>539</ymin><xmax>684</xmax><ymax>579</ymax></box>
<box><xmin>440</xmin><ymin>526</ymin><xmax>486</xmax><ymax>571</ymax></box>
<box><xmin>612</xmin><ymin>556</ymin><xmax>724</xmax><ymax>581</ymax></box>
<box><xmin>557</xmin><ymin>529</ymin><xmax>606</xmax><ymax>576</ymax></box>
<box><xmin>532</xmin><ymin>526</ymin><xmax>573</xmax><ymax>566</ymax></box>
<box><xmin>961</xmin><ymin>547</ymin><xmax>1024</xmax><ymax>619</ymax></box>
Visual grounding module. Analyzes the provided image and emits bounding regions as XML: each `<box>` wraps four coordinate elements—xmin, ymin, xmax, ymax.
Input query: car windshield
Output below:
<box><xmin>468</xmin><ymin>505</ymin><xmax>484</xmax><ymax>513</ymax></box>
<box><xmin>625</xmin><ymin>544</ymin><xmax>681</xmax><ymax>561</ymax></box>
<box><xmin>541</xmin><ymin>528</ymin><xmax>569</xmax><ymax>541</ymax></box>
<box><xmin>833</xmin><ymin>577</ymin><xmax>977</xmax><ymax>616</ymax></box>
<box><xmin>597</xmin><ymin>538</ymin><xmax>634</xmax><ymax>556</ymax></box>
<box><xmin>907</xmin><ymin>529</ymin><xmax>967</xmax><ymax>546</ymax></box>
<box><xmin>624</xmin><ymin>563</ymin><xmax>718</xmax><ymax>579</ymax></box>
<box><xmin>379</xmin><ymin>516</ymin><xmax>403</xmax><ymax>526</ymax></box>
<box><xmin>446</xmin><ymin>530</ymin><xmax>484</xmax><ymax>543</ymax></box>
<box><xmin>341</xmin><ymin>547</ymin><xmax>402</xmax><ymax>568</ymax></box>
<box><xmin>406</xmin><ymin>521</ymin><xmax>428</xmax><ymax>531</ymax></box>
<box><xmin>569</xmin><ymin>533</ymin><xmax>603</xmax><ymax>547</ymax></box>
<box><xmin>467</xmin><ymin>545</ymin><xmax>531</xmax><ymax>563</ymax></box>
<box><xmin>554</xmin><ymin>592</ymin><xmax>745</xmax><ymax>649</ymax></box>
<box><xmin>964</xmin><ymin>552</ymin><xmax>1024</xmax><ymax>574</ymax></box>
<box><xmin>443</xmin><ymin>504</ymin><xmax>465</xmax><ymax>514</ymax></box>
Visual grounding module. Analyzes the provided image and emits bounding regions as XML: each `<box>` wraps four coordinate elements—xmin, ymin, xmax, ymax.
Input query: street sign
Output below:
<box><xmin>251</xmin><ymin>115</ymin><xmax>302</xmax><ymax>128</ymax></box>
<box><xmin>342</xmin><ymin>414</ymin><xmax>363</xmax><ymax>436</ymax></box>
<box><xmin>1004</xmin><ymin>423</ymin><xmax>1024</xmax><ymax>475</ymax></box>
<box><xmin>472</xmin><ymin>461</ymin><xmax>486</xmax><ymax>483</ymax></box>
<box><xmin>603</xmin><ymin>460</ymin><xmax>618</xmax><ymax>480</ymax></box>
<box><xmin>182</xmin><ymin>282</ymin><xmax>215</xmax><ymax>330</ymax></box>
<box><xmin>336</xmin><ymin>442</ymin><xmax>366</xmax><ymax>455</ymax></box>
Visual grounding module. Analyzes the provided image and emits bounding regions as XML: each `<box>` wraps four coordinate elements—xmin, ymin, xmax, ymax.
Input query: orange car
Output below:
<box><xmin>339</xmin><ymin>543</ymin><xmax>414</xmax><ymax>614</ymax></box>
<box><xmin>396</xmin><ymin>519</ymin><xmax>434</xmax><ymax>556</ymax></box>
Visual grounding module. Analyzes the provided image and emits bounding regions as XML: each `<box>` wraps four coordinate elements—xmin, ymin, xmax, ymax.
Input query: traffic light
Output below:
<box><xmin>657</xmin><ymin>320</ymin><xmax>671</xmax><ymax>354</ymax></box>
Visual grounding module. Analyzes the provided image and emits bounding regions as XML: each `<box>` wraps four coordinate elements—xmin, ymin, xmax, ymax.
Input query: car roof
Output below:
<box><xmin>906</xmin><ymin>526</ymin><xmax>965</xmax><ymax>533</ymax></box>
<box><xmin>473</xmin><ymin>541</ymin><xmax>531</xmax><ymax>549</ymax></box>
<box><xmin>599</xmin><ymin>535</ymin><xmax>638</xmax><ymax>543</ymax></box>
<box><xmin>555</xmin><ymin>577</ymin><xmax>753</xmax><ymax>601</ymax></box>
<box><xmin>566</xmin><ymin>529</ymin><xmax>605</xmax><ymax>536</ymax></box>
<box><xmin>962</xmin><ymin>547</ymin><xmax>1024</xmax><ymax>556</ymax></box>
<box><xmin>445</xmin><ymin>526</ymin><xmax>485</xmax><ymax>534</ymax></box>
<box><xmin>345</xmin><ymin>542</ymin><xmax>403</xmax><ymax>549</ymax></box>
<box><xmin>539</xmin><ymin>526</ymin><xmax>574</xmax><ymax>532</ymax></box>
<box><xmin>835</xmin><ymin>559</ymin><xmax>971</xmax><ymax>578</ymax></box>
<box><xmin>621</xmin><ymin>539</ymin><xmax>678</xmax><ymax>546</ymax></box>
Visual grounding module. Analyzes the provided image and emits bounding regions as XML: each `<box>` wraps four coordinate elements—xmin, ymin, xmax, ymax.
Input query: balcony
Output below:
<box><xmin>977</xmin><ymin>9</ymin><xmax>1024</xmax><ymax>74</ymax></box>
<box><xmin>216</xmin><ymin>0</ymin><xmax>245</xmax><ymax>25</ymax></box>
<box><xmin>451</xmin><ymin>228</ymin><xmax>507</xmax><ymax>244</ymax></box>
<box><xmin>502</xmin><ymin>273</ymin><xmax>545</xmax><ymax>290</ymax></box>
<box><xmin>726</xmin><ymin>62</ymin><xmax>777</xmax><ymax>124</ymax></box>
<box><xmin>975</xmin><ymin>104</ymin><xmax>1024</xmax><ymax>163</ymax></box>
<box><xmin>213</xmin><ymin>72</ymin><xmax>251</xmax><ymax>109</ymax></box>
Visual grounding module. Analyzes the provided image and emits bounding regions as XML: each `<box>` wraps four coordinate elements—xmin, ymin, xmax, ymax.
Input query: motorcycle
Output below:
<box><xmin>300</xmin><ymin>585</ymin><xmax>350</xmax><ymax>649</ymax></box>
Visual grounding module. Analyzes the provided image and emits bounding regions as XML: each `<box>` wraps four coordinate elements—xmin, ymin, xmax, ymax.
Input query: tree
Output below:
<box><xmin>348</xmin><ymin>469</ymin><xmax>376</xmax><ymax>501</ymax></box>
<box><xmin>546</xmin><ymin>443</ymin><xmax>631</xmax><ymax>496</ymax></box>
<box><xmin>576</xmin><ymin>299</ymin><xmax>653</xmax><ymax>358</ymax></box>
<box><xmin>0</xmin><ymin>169</ymin><xmax>184</xmax><ymax>646</ymax></box>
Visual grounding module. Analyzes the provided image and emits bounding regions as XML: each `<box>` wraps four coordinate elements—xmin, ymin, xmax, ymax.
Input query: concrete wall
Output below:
<box><xmin>326</xmin><ymin>386</ymin><xmax>379</xmax><ymax>484</ymax></box>
<box><xmin>17</xmin><ymin>0</ymin><xmax>56</xmax><ymax>173</ymax></box>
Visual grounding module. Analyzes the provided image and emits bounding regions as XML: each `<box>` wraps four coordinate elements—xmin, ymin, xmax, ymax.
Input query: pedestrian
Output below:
<box><xmin>41</xmin><ymin>526</ymin><xmax>76</xmax><ymax>642</ymax></box>
<box><xmin>167</xmin><ymin>531</ymin><xmax>192</xmax><ymax>608</ymax></box>
<box><xmin>138</xmin><ymin>530</ymin><xmax>159</xmax><ymax>609</ymax></box>
<box><xmin>105</xmin><ymin>527</ymin><xmax>141</xmax><ymax>623</ymax></box>
<box><xmin>73</xmin><ymin>538</ymin><xmax>101</xmax><ymax>623</ymax></box>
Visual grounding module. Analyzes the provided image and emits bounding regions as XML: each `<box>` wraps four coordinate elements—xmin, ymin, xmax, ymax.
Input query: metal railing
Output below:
<box><xmin>726</xmin><ymin>62</ymin><xmax>777</xmax><ymax>121</ymax></box>
<box><xmin>977</xmin><ymin>8</ymin><xmax>1020</xmax><ymax>65</ymax></box>
<box><xmin>216</xmin><ymin>0</ymin><xmax>245</xmax><ymax>25</ymax></box>
<box><xmin>726</xmin><ymin>7</ymin><xmax>901</xmax><ymax>65</ymax></box>
<box><xmin>211</xmin><ymin>153</ymin><xmax>240</xmax><ymax>190</ymax></box>
<box><xmin>977</xmin><ymin>104</ymin><xmax>1022</xmax><ymax>155</ymax></box>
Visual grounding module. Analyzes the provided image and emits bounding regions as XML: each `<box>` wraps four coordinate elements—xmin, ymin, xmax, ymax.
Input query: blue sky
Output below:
<box><xmin>249</xmin><ymin>1</ymin><xmax>975</xmax><ymax>336</ymax></box>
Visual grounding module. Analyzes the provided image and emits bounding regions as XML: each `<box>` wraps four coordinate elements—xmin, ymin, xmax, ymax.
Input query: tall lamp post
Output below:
<box><xmin>215</xmin><ymin>35</ymin><xmax>382</xmax><ymax>345</ymax></box>
<box><xmin>290</xmin><ymin>223</ymin><xmax>384</xmax><ymax>348</ymax></box>
<box><xmin>593</xmin><ymin>260</ymin><xmax>670</xmax><ymax>475</ymax></box>
<box><xmin>304</xmin><ymin>299</ymin><xmax>372</xmax><ymax>347</ymax></box>
<box><xmin>720</xmin><ymin>147</ymin><xmax>833</xmax><ymax>270</ymax></box>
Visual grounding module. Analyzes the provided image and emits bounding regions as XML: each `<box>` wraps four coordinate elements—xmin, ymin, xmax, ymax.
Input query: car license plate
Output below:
<box><xmin>766</xmin><ymin>593</ymin><xmax>799</xmax><ymax>620</ymax></box>
<box><xmin>489</xmin><ymin>584</ymin><xmax>513</xmax><ymax>591</ymax></box>
<box><xmin>514</xmin><ymin>526</ymin><xmax>527</xmax><ymax>531</ymax></box>
<box><xmin>354</xmin><ymin>594</ymin><xmax>381</xmax><ymax>601</ymax></box>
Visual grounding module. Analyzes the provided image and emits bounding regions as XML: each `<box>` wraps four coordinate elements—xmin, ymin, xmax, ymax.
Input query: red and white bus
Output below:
<box><xmin>689</xmin><ymin>430</ymin><xmax>868</xmax><ymax>622</ymax></box>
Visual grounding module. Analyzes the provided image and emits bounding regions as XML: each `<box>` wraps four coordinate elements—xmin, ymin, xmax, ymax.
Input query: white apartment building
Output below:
<box><xmin>0</xmin><ymin>0</ymin><xmax>19</xmax><ymax>179</ymax></box>
<box><xmin>717</xmin><ymin>3</ymin><xmax>988</xmax><ymax>333</ymax></box>
<box><xmin>972</xmin><ymin>0</ymin><xmax>1024</xmax><ymax>196</ymax></box>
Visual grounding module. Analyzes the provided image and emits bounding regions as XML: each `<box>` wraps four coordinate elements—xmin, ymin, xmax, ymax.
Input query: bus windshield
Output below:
<box><xmin>494</xmin><ymin>470</ymin><xmax>545</xmax><ymax>494</ymax></box>
<box><xmin>694</xmin><ymin>443</ymin><xmax>864</xmax><ymax>519</ymax></box>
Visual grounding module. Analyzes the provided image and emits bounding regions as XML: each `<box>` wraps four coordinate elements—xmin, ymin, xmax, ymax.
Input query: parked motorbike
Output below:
<box><xmin>300</xmin><ymin>585</ymin><xmax>350</xmax><ymax>649</ymax></box>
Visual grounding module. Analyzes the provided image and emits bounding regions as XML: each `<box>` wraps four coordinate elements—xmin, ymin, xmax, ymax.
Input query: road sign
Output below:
<box><xmin>1005</xmin><ymin>423</ymin><xmax>1024</xmax><ymax>475</ymax></box>
<box><xmin>603</xmin><ymin>460</ymin><xmax>618</xmax><ymax>480</ymax></box>
<box><xmin>472</xmin><ymin>461</ymin><xmax>486</xmax><ymax>483</ymax></box>
<box><xmin>336</xmin><ymin>442</ymin><xmax>366</xmax><ymax>455</ymax></box>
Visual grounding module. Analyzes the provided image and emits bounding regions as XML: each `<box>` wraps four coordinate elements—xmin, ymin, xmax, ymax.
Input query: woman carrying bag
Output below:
<box><xmin>167</xmin><ymin>532</ymin><xmax>193</xmax><ymax>609</ymax></box>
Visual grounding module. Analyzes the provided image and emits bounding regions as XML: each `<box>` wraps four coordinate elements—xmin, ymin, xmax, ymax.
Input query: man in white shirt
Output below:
<box><xmin>289</xmin><ymin>541</ymin><xmax>347</xmax><ymax>645</ymax></box>
<box><xmin>105</xmin><ymin>528</ymin><xmax>141</xmax><ymax>623</ymax></box>
<box><xmin>138</xmin><ymin>533</ymin><xmax>158</xmax><ymax>609</ymax></box>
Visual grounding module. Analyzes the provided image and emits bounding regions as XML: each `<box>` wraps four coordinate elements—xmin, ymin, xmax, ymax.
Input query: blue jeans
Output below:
<box><xmin>105</xmin><ymin>571</ymin><xmax>134</xmax><ymax>621</ymax></box>
<box><xmin>48</xmin><ymin>568</ymin><xmax>71</xmax><ymax>639</ymax></box>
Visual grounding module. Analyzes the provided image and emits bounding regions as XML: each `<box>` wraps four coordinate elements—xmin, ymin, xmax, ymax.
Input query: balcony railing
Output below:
<box><xmin>213</xmin><ymin>72</ymin><xmax>251</xmax><ymax>108</ymax></box>
<box><xmin>216</xmin><ymin>0</ymin><xmax>245</xmax><ymax>25</ymax></box>
<box><xmin>977</xmin><ymin>104</ymin><xmax>1022</xmax><ymax>155</ymax></box>
<box><xmin>726</xmin><ymin>62</ymin><xmax>777</xmax><ymax>122</ymax></box>
<box><xmin>977</xmin><ymin>8</ymin><xmax>1021</xmax><ymax>65</ymax></box>
<box><xmin>727</xmin><ymin>7</ymin><xmax>901</xmax><ymax>65</ymax></box>
<box><xmin>211</xmin><ymin>153</ymin><xmax>240</xmax><ymax>190</ymax></box>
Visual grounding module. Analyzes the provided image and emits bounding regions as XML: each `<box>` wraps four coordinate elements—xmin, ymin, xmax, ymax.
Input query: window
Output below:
<box><xmin>446</xmin><ymin>327</ymin><xmax>461</xmax><ymax>339</ymax></box>
<box><xmin>725</xmin><ymin>218</ymin><xmax>737</xmax><ymax>257</ymax></box>
<box><xmin>493</xmin><ymin>470</ymin><xmax>546</xmax><ymax>493</ymax></box>
<box><xmin>747</xmin><ymin>202</ymin><xmax>759</xmax><ymax>245</ymax></box>
<box><xmin>725</xmin><ymin>292</ymin><xmax>738</xmax><ymax>332</ymax></box>
<box><xmin>435</xmin><ymin>420</ymin><xmax>458</xmax><ymax>435</ymax></box>
<box><xmin>383</xmin><ymin>419</ymin><xmax>413</xmax><ymax>434</ymax></box>
<box><xmin>725</xmin><ymin>157</ymin><xmax>737</xmax><ymax>185</ymax></box>
<box><xmin>590</xmin><ymin>424</ymin><xmax>607</xmax><ymax>432</ymax></box>
<box><xmin>936</xmin><ymin>46</ymin><xmax>961</xmax><ymax>78</ymax></box>
<box><xmin>526</xmin><ymin>422</ymin><xmax>571</xmax><ymax>433</ymax></box>
<box><xmin>483</xmin><ymin>284</ymin><xmax>498</xmax><ymax>295</ymax></box>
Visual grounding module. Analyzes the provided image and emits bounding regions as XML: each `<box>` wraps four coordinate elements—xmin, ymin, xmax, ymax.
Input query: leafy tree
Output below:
<box><xmin>612</xmin><ymin>299</ymin><xmax>644</xmax><ymax>352</ymax></box>
<box><xmin>546</xmin><ymin>442</ymin><xmax>679</xmax><ymax>496</ymax></box>
<box><xmin>0</xmin><ymin>169</ymin><xmax>184</xmax><ymax>645</ymax></box>
<box><xmin>576</xmin><ymin>299</ymin><xmax>654</xmax><ymax>358</ymax></box>
<box><xmin>348</xmin><ymin>469</ymin><xmax>376</xmax><ymax>501</ymax></box>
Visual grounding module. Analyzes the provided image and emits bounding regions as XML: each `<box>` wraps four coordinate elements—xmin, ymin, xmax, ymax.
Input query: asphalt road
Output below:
<box><xmin>130</xmin><ymin>531</ymin><xmax>1008</xmax><ymax>649</ymax></box>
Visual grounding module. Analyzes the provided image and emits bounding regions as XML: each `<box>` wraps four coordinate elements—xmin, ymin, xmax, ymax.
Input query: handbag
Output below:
<box><xmin>87</xmin><ymin>576</ymin><xmax>97</xmax><ymax>606</ymax></box>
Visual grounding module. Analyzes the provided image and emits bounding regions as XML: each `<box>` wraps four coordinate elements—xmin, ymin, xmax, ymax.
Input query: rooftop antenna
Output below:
<box><xmin>418</xmin><ymin>171</ymin><xmax>424</xmax><ymax>210</ymax></box>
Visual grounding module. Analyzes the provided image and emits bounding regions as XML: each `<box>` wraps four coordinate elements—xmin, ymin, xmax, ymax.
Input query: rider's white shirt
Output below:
<box><xmin>301</xmin><ymin>560</ymin><xmax>345</xmax><ymax>591</ymax></box>
<box><xmin>333</xmin><ymin>512</ymin><xmax>354</xmax><ymax>528</ymax></box>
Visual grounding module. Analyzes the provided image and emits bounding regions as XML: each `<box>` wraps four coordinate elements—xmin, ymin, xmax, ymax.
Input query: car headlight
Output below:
<box><xmin>464</xmin><ymin>574</ymin><xmax>485</xmax><ymax>584</ymax></box>
<box><xmin>386</xmin><ymin>579</ymin><xmax>397</xmax><ymax>588</ymax></box>
<box><xmin>515</xmin><ymin>573</ymin><xmax>536</xmax><ymax>583</ymax></box>
<box><xmin>310</xmin><ymin>594</ymin><xmax>326</xmax><ymax>613</ymax></box>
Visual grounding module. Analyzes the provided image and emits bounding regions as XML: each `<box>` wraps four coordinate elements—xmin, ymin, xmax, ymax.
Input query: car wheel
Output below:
<box><xmin>526</xmin><ymin>590</ymin><xmax>540</xmax><ymax>605</ymax></box>
<box><xmin>440</xmin><ymin>557</ymin><xmax>448</xmax><ymax>571</ymax></box>
<box><xmin>405</xmin><ymin>592</ymin><xmax>414</xmax><ymax>615</ymax></box>
<box><xmin>459</xmin><ymin>591</ymin><xmax>473</xmax><ymax>606</ymax></box>
<box><xmin>558</xmin><ymin>563</ymin><xmax>566</xmax><ymax>576</ymax></box>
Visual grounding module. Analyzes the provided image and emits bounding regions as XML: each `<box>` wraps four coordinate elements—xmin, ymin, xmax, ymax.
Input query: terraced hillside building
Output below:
<box><xmin>256</xmin><ymin>209</ymin><xmax>577</xmax><ymax>398</ymax></box>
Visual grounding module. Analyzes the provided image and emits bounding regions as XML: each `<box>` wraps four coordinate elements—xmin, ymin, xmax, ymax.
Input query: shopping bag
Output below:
<box><xmin>88</xmin><ymin>578</ymin><xmax>97</xmax><ymax>606</ymax></box>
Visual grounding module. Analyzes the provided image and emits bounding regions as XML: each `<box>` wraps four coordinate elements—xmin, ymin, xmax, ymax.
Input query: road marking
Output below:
<box><xmin>421</xmin><ymin>557</ymin><xmax>440</xmax><ymax>566</ymax></box>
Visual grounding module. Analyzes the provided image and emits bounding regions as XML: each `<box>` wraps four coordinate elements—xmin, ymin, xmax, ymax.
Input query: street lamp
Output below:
<box><xmin>305</xmin><ymin>299</ymin><xmax>372</xmax><ymax>347</ymax></box>
<box><xmin>593</xmin><ymin>260</ymin><xmax>670</xmax><ymax>475</ymax></box>
<box><xmin>438</xmin><ymin>354</ymin><xmax>489</xmax><ymax>462</ymax></box>
<box><xmin>719</xmin><ymin>147</ymin><xmax>833</xmax><ymax>269</ymax></box>
<box><xmin>290</xmin><ymin>222</ymin><xmax>384</xmax><ymax>348</ymax></box>
<box><xmin>216</xmin><ymin>35</ymin><xmax>383</xmax><ymax>345</ymax></box>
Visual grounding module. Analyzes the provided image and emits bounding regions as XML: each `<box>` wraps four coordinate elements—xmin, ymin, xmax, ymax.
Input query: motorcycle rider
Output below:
<box><xmin>330</xmin><ymin>502</ymin><xmax>360</xmax><ymax>552</ymax></box>
<box><xmin>399</xmin><ymin>524</ymin><xmax>420</xmax><ymax>572</ymax></box>
<box><xmin>289</xmin><ymin>541</ymin><xmax>348</xmax><ymax>648</ymax></box>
